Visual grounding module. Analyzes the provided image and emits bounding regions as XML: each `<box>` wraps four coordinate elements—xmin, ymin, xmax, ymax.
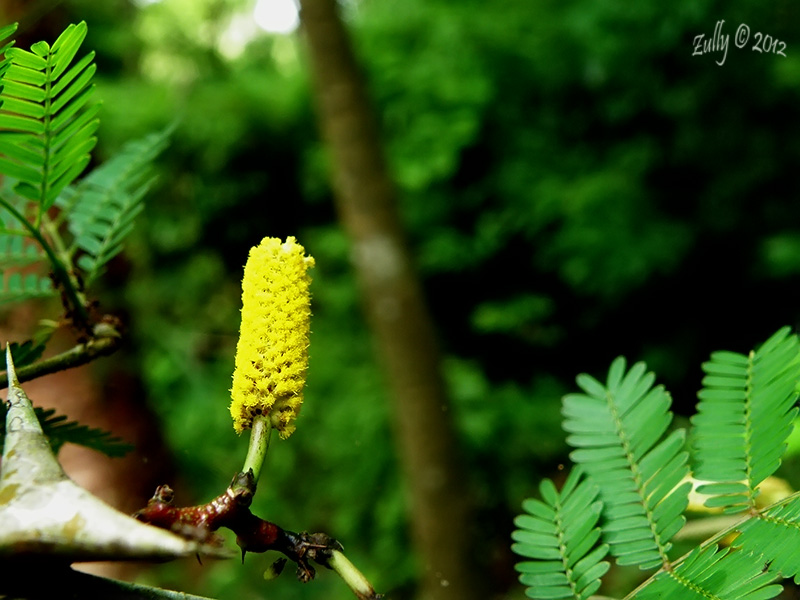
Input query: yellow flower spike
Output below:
<box><xmin>230</xmin><ymin>236</ymin><xmax>314</xmax><ymax>439</ymax></box>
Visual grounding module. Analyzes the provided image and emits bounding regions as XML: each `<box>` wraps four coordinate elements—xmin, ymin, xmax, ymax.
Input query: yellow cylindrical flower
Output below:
<box><xmin>230</xmin><ymin>236</ymin><xmax>314</xmax><ymax>438</ymax></box>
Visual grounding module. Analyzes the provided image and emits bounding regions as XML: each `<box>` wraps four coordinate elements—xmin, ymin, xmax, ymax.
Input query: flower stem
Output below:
<box><xmin>242</xmin><ymin>415</ymin><xmax>272</xmax><ymax>485</ymax></box>
<box><xmin>327</xmin><ymin>550</ymin><xmax>383</xmax><ymax>600</ymax></box>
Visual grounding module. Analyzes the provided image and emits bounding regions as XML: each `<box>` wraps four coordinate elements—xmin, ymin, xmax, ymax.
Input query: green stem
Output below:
<box><xmin>35</xmin><ymin>51</ymin><xmax>53</xmax><ymax>229</ymax></box>
<box><xmin>41</xmin><ymin>211</ymin><xmax>76</xmax><ymax>269</ymax></box>
<box><xmin>0</xmin><ymin>228</ymin><xmax>31</xmax><ymax>237</ymax></box>
<box><xmin>242</xmin><ymin>415</ymin><xmax>272</xmax><ymax>485</ymax></box>
<box><xmin>0</xmin><ymin>195</ymin><xmax>90</xmax><ymax>328</ymax></box>
<box><xmin>327</xmin><ymin>550</ymin><xmax>383</xmax><ymax>600</ymax></box>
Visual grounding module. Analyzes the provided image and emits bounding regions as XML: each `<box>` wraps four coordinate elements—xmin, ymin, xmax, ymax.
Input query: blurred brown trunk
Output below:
<box><xmin>297</xmin><ymin>2</ymin><xmax>484</xmax><ymax>599</ymax></box>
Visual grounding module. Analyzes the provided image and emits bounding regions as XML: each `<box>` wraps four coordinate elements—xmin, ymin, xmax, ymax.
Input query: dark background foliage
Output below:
<box><xmin>2</xmin><ymin>0</ymin><xmax>800</xmax><ymax>598</ymax></box>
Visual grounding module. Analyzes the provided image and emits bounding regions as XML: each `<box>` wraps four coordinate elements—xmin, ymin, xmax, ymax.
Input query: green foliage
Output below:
<box><xmin>693</xmin><ymin>328</ymin><xmax>800</xmax><ymax>514</ymax></box>
<box><xmin>0</xmin><ymin>23</ymin><xmax>17</xmax><ymax>81</ymax></box>
<box><xmin>564</xmin><ymin>357</ymin><xmax>690</xmax><ymax>570</ymax></box>
<box><xmin>33</xmin><ymin>0</ymin><xmax>799</xmax><ymax>598</ymax></box>
<box><xmin>0</xmin><ymin>270</ymin><xmax>54</xmax><ymax>304</ymax></box>
<box><xmin>0</xmin><ymin>20</ymin><xmax>168</xmax><ymax>316</ymax></box>
<box><xmin>0</xmin><ymin>21</ymin><xmax>98</xmax><ymax>211</ymax></box>
<box><xmin>734</xmin><ymin>494</ymin><xmax>800</xmax><ymax>581</ymax></box>
<box><xmin>0</xmin><ymin>402</ymin><xmax>133</xmax><ymax>457</ymax></box>
<box><xmin>58</xmin><ymin>126</ymin><xmax>172</xmax><ymax>285</ymax></box>
<box><xmin>512</xmin><ymin>328</ymin><xmax>800</xmax><ymax>599</ymax></box>
<box><xmin>0</xmin><ymin>235</ymin><xmax>46</xmax><ymax>267</ymax></box>
<box><xmin>5</xmin><ymin>337</ymin><xmax>50</xmax><ymax>368</ymax></box>
<box><xmin>0</xmin><ymin>24</ymin><xmax>169</xmax><ymax>505</ymax></box>
<box><xmin>512</xmin><ymin>466</ymin><xmax>609</xmax><ymax>600</ymax></box>
<box><xmin>0</xmin><ymin>17</ymin><xmax>156</xmax><ymax>506</ymax></box>
<box><xmin>636</xmin><ymin>544</ymin><xmax>780</xmax><ymax>600</ymax></box>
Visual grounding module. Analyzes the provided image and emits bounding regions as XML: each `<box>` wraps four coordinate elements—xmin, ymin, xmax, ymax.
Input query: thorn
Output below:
<box><xmin>196</xmin><ymin>553</ymin><xmax>203</xmax><ymax>566</ymax></box>
<box><xmin>241</xmin><ymin>548</ymin><xmax>247</xmax><ymax>564</ymax></box>
<box><xmin>5</xmin><ymin>343</ymin><xmax>18</xmax><ymax>387</ymax></box>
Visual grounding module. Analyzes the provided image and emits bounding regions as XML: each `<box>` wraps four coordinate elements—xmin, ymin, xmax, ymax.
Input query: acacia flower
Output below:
<box><xmin>230</xmin><ymin>236</ymin><xmax>314</xmax><ymax>438</ymax></box>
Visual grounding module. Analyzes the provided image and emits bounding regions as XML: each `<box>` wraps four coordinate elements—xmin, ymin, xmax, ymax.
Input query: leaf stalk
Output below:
<box><xmin>0</xmin><ymin>194</ymin><xmax>90</xmax><ymax>328</ymax></box>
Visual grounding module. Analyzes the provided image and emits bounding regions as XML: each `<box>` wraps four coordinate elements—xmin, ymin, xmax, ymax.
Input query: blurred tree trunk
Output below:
<box><xmin>297</xmin><ymin>2</ymin><xmax>484</xmax><ymax>600</ymax></box>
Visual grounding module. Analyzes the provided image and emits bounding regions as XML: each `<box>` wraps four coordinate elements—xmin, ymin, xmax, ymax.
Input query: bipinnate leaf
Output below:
<box><xmin>0</xmin><ymin>22</ymin><xmax>18</xmax><ymax>83</ymax></box>
<box><xmin>731</xmin><ymin>493</ymin><xmax>800</xmax><ymax>582</ymax></box>
<box><xmin>0</xmin><ymin>234</ymin><xmax>47</xmax><ymax>268</ymax></box>
<box><xmin>512</xmin><ymin>466</ymin><xmax>609</xmax><ymax>600</ymax></box>
<box><xmin>562</xmin><ymin>357</ymin><xmax>690</xmax><ymax>570</ymax></box>
<box><xmin>0</xmin><ymin>21</ymin><xmax>97</xmax><ymax>211</ymax></box>
<box><xmin>693</xmin><ymin>327</ymin><xmax>800</xmax><ymax>513</ymax></box>
<box><xmin>0</xmin><ymin>403</ymin><xmax>133</xmax><ymax>458</ymax></box>
<box><xmin>635</xmin><ymin>545</ymin><xmax>781</xmax><ymax>600</ymax></box>
<box><xmin>513</xmin><ymin>330</ymin><xmax>800</xmax><ymax>600</ymax></box>
<box><xmin>0</xmin><ymin>23</ymin><xmax>18</xmax><ymax>45</ymax></box>
<box><xmin>59</xmin><ymin>126</ymin><xmax>171</xmax><ymax>285</ymax></box>
<box><xmin>4</xmin><ymin>336</ymin><xmax>49</xmax><ymax>368</ymax></box>
<box><xmin>0</xmin><ymin>270</ymin><xmax>55</xmax><ymax>304</ymax></box>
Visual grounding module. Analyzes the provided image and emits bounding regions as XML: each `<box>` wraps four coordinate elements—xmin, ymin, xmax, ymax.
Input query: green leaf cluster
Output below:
<box><xmin>58</xmin><ymin>126</ymin><xmax>172</xmax><ymax>286</ymax></box>
<box><xmin>0</xmin><ymin>21</ymin><xmax>168</xmax><ymax>314</ymax></box>
<box><xmin>693</xmin><ymin>333</ymin><xmax>800</xmax><ymax>514</ymax></box>
<box><xmin>0</xmin><ymin>22</ymin><xmax>97</xmax><ymax>210</ymax></box>
<box><xmin>0</xmin><ymin>21</ymin><xmax>163</xmax><ymax>471</ymax></box>
<box><xmin>513</xmin><ymin>467</ymin><xmax>609</xmax><ymax>600</ymax></box>
<box><xmin>513</xmin><ymin>327</ymin><xmax>800</xmax><ymax>599</ymax></box>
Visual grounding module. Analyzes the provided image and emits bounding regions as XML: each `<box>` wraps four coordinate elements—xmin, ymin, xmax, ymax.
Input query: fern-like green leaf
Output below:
<box><xmin>3</xmin><ymin>335</ymin><xmax>51</xmax><ymax>369</ymax></box>
<box><xmin>0</xmin><ymin>403</ymin><xmax>133</xmax><ymax>458</ymax></box>
<box><xmin>636</xmin><ymin>544</ymin><xmax>781</xmax><ymax>600</ymax></box>
<box><xmin>0</xmin><ymin>234</ymin><xmax>46</xmax><ymax>268</ymax></box>
<box><xmin>692</xmin><ymin>327</ymin><xmax>800</xmax><ymax>514</ymax></box>
<box><xmin>0</xmin><ymin>23</ymin><xmax>17</xmax><ymax>44</ymax></box>
<box><xmin>0</xmin><ymin>216</ymin><xmax>56</xmax><ymax>307</ymax></box>
<box><xmin>512</xmin><ymin>466</ymin><xmax>610</xmax><ymax>600</ymax></box>
<box><xmin>732</xmin><ymin>494</ymin><xmax>800</xmax><ymax>581</ymax></box>
<box><xmin>562</xmin><ymin>357</ymin><xmax>690</xmax><ymax>570</ymax></box>
<box><xmin>59</xmin><ymin>127</ymin><xmax>171</xmax><ymax>285</ymax></box>
<box><xmin>0</xmin><ymin>270</ymin><xmax>55</xmax><ymax>304</ymax></box>
<box><xmin>0</xmin><ymin>23</ymin><xmax>18</xmax><ymax>86</ymax></box>
<box><xmin>0</xmin><ymin>21</ymin><xmax>98</xmax><ymax>211</ymax></box>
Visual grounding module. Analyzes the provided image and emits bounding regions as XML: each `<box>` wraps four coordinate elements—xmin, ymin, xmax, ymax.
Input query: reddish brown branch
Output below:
<box><xmin>133</xmin><ymin>471</ymin><xmax>343</xmax><ymax>583</ymax></box>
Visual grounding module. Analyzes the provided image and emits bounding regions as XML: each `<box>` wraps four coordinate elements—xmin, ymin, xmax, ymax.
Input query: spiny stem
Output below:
<box><xmin>242</xmin><ymin>415</ymin><xmax>272</xmax><ymax>485</ymax></box>
<box><xmin>135</xmin><ymin>472</ymin><xmax>387</xmax><ymax>598</ymax></box>
<box><xmin>134</xmin><ymin>477</ymin><xmax>350</xmax><ymax>587</ymax></box>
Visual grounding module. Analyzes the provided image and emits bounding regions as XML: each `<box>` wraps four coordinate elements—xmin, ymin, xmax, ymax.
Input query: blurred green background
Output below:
<box><xmin>3</xmin><ymin>0</ymin><xmax>800</xmax><ymax>598</ymax></box>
